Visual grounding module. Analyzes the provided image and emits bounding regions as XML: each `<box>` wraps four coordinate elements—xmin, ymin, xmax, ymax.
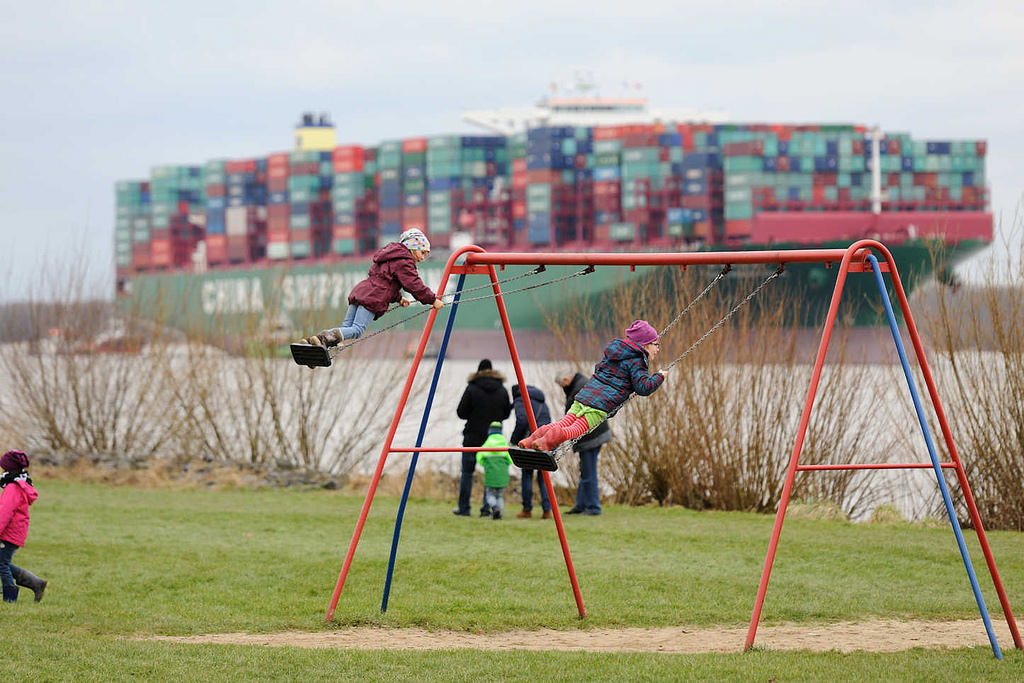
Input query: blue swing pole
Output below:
<box><xmin>380</xmin><ymin>272</ymin><xmax>467</xmax><ymax>613</ymax></box>
<box><xmin>868</xmin><ymin>254</ymin><xmax>1002</xmax><ymax>660</ymax></box>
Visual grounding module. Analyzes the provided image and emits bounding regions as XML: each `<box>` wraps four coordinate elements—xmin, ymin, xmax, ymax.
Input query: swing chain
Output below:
<box><xmin>328</xmin><ymin>265</ymin><xmax>595</xmax><ymax>359</ymax></box>
<box><xmin>552</xmin><ymin>263</ymin><xmax>784</xmax><ymax>458</ymax></box>
<box><xmin>658</xmin><ymin>264</ymin><xmax>732</xmax><ymax>339</ymax></box>
<box><xmin>664</xmin><ymin>263</ymin><xmax>785</xmax><ymax>372</ymax></box>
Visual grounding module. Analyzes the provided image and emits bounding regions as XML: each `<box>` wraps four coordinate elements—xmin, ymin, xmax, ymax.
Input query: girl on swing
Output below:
<box><xmin>297</xmin><ymin>228</ymin><xmax>444</xmax><ymax>348</ymax></box>
<box><xmin>519</xmin><ymin>320</ymin><xmax>670</xmax><ymax>452</ymax></box>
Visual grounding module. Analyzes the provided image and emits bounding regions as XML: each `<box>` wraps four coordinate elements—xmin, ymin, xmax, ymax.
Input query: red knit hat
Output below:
<box><xmin>1</xmin><ymin>450</ymin><xmax>29</xmax><ymax>472</ymax></box>
<box><xmin>625</xmin><ymin>320</ymin><xmax>659</xmax><ymax>346</ymax></box>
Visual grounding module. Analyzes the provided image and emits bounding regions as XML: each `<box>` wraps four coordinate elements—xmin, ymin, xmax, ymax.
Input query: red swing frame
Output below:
<box><xmin>323</xmin><ymin>239</ymin><xmax>1021</xmax><ymax>654</ymax></box>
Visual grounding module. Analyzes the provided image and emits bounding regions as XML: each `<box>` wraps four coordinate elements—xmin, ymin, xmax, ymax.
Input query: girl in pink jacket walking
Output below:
<box><xmin>1</xmin><ymin>450</ymin><xmax>48</xmax><ymax>603</ymax></box>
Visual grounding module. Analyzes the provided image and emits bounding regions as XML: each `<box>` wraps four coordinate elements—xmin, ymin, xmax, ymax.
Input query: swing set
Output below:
<box><xmin>319</xmin><ymin>239</ymin><xmax>1020</xmax><ymax>659</ymax></box>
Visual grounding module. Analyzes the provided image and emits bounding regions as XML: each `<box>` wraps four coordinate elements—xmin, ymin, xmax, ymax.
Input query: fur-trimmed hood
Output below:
<box><xmin>466</xmin><ymin>368</ymin><xmax>506</xmax><ymax>384</ymax></box>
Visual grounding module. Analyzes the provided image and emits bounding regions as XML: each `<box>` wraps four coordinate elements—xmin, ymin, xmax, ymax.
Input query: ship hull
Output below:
<box><xmin>120</xmin><ymin>239</ymin><xmax>987</xmax><ymax>344</ymax></box>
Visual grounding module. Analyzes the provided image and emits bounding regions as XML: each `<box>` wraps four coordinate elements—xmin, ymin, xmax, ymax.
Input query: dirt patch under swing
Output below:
<box><xmin>150</xmin><ymin>618</ymin><xmax>1017</xmax><ymax>654</ymax></box>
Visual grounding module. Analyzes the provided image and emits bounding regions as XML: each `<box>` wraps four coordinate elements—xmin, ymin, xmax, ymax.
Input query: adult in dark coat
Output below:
<box><xmin>511</xmin><ymin>384</ymin><xmax>552</xmax><ymax>519</ymax></box>
<box><xmin>454</xmin><ymin>359</ymin><xmax>512</xmax><ymax>516</ymax></box>
<box><xmin>558</xmin><ymin>372</ymin><xmax>613</xmax><ymax>515</ymax></box>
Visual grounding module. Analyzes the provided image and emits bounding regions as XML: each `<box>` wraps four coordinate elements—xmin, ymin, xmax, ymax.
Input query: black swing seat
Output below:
<box><xmin>290</xmin><ymin>343</ymin><xmax>332</xmax><ymax>368</ymax></box>
<box><xmin>508</xmin><ymin>446</ymin><xmax>559</xmax><ymax>472</ymax></box>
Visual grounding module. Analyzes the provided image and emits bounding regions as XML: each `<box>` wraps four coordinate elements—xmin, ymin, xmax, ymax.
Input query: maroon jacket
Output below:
<box><xmin>348</xmin><ymin>243</ymin><xmax>437</xmax><ymax>318</ymax></box>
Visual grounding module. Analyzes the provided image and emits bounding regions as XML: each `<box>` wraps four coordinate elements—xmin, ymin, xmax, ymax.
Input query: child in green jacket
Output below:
<box><xmin>477</xmin><ymin>422</ymin><xmax>513</xmax><ymax>520</ymax></box>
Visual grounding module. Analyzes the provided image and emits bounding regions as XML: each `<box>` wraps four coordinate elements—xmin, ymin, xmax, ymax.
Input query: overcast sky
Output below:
<box><xmin>1</xmin><ymin>0</ymin><xmax>1022</xmax><ymax>300</ymax></box>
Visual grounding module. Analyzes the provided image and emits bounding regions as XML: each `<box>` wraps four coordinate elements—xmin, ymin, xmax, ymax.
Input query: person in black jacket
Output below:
<box><xmin>558</xmin><ymin>372</ymin><xmax>614</xmax><ymax>515</ymax></box>
<box><xmin>454</xmin><ymin>359</ymin><xmax>512</xmax><ymax>516</ymax></box>
<box><xmin>510</xmin><ymin>384</ymin><xmax>552</xmax><ymax>519</ymax></box>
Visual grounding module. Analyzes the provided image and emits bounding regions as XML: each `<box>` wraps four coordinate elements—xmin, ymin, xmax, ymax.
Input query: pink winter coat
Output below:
<box><xmin>0</xmin><ymin>478</ymin><xmax>37</xmax><ymax>547</ymax></box>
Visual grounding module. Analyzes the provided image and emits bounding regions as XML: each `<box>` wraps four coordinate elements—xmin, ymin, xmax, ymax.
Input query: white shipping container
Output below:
<box><xmin>226</xmin><ymin>206</ymin><xmax>250</xmax><ymax>236</ymax></box>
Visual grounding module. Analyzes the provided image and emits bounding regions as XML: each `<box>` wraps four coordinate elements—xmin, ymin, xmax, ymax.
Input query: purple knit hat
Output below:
<box><xmin>1</xmin><ymin>450</ymin><xmax>29</xmax><ymax>472</ymax></box>
<box><xmin>625</xmin><ymin>320</ymin><xmax>659</xmax><ymax>346</ymax></box>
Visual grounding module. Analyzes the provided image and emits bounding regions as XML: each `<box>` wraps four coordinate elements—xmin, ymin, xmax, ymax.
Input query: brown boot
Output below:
<box><xmin>315</xmin><ymin>329</ymin><xmax>344</xmax><ymax>347</ymax></box>
<box><xmin>541</xmin><ymin>510</ymin><xmax>552</xmax><ymax>520</ymax></box>
<box><xmin>516</xmin><ymin>508</ymin><xmax>532</xmax><ymax>519</ymax></box>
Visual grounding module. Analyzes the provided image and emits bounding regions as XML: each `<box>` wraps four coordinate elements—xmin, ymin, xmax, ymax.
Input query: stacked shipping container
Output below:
<box><xmin>116</xmin><ymin>123</ymin><xmax>990</xmax><ymax>276</ymax></box>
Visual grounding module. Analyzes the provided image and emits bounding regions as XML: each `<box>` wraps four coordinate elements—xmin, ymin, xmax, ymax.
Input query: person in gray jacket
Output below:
<box><xmin>557</xmin><ymin>372</ymin><xmax>613</xmax><ymax>515</ymax></box>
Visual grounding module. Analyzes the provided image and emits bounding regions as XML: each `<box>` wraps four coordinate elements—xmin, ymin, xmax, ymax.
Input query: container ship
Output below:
<box><xmin>115</xmin><ymin>82</ymin><xmax>992</xmax><ymax>339</ymax></box>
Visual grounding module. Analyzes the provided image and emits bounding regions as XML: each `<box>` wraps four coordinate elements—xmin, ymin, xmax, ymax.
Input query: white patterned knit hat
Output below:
<box><xmin>399</xmin><ymin>228</ymin><xmax>431</xmax><ymax>252</ymax></box>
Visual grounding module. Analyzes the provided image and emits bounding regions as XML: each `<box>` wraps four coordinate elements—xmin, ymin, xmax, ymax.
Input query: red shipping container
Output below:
<box><xmin>291</xmin><ymin>161</ymin><xmax>320</xmax><ymax>175</ymax></box>
<box><xmin>267</xmin><ymin>205</ymin><xmax>290</xmax><ymax>220</ymax></box>
<box><xmin>402</xmin><ymin>138</ymin><xmax>427</xmax><ymax>154</ymax></box>
<box><xmin>150</xmin><ymin>238</ymin><xmax>172</xmax><ymax>265</ymax></box>
<box><xmin>976</xmin><ymin>141</ymin><xmax>986</xmax><ymax>156</ymax></box>
<box><xmin>206</xmin><ymin>235</ymin><xmax>227</xmax><ymax>263</ymax></box>
<box><xmin>512</xmin><ymin>173</ymin><xmax>527</xmax><ymax>189</ymax></box>
<box><xmin>206</xmin><ymin>184</ymin><xmax>226</xmax><ymax>198</ymax></box>
<box><xmin>267</xmin><ymin>229</ymin><xmax>289</xmax><ymax>243</ymax></box>
<box><xmin>692</xmin><ymin>220</ymin><xmax>712</xmax><ymax>240</ymax></box>
<box><xmin>267</xmin><ymin>153</ymin><xmax>289</xmax><ymax>168</ymax></box>
<box><xmin>225</xmin><ymin>159</ymin><xmax>258</xmax><ymax>174</ymax></box>
<box><xmin>402</xmin><ymin>219</ymin><xmax>426</xmax><ymax>232</ymax></box>
<box><xmin>332</xmin><ymin>159</ymin><xmax>364</xmax><ymax>173</ymax></box>
<box><xmin>512</xmin><ymin>158</ymin><xmax>527</xmax><ymax>173</ymax></box>
<box><xmin>333</xmin><ymin>145</ymin><xmax>364</xmax><ymax>160</ymax></box>
<box><xmin>723</xmin><ymin>140</ymin><xmax>764</xmax><ymax>156</ymax></box>
<box><xmin>332</xmin><ymin>224</ymin><xmax>358</xmax><ymax>239</ymax></box>
<box><xmin>724</xmin><ymin>219</ymin><xmax>752</xmax><ymax>238</ymax></box>
<box><xmin>887</xmin><ymin>139</ymin><xmax>901</xmax><ymax>155</ymax></box>
<box><xmin>593</xmin><ymin>126</ymin><xmax>625</xmax><ymax>141</ymax></box>
<box><xmin>512</xmin><ymin>202</ymin><xmax>526</xmax><ymax>219</ymax></box>
<box><xmin>776</xmin><ymin>156</ymin><xmax>791</xmax><ymax>172</ymax></box>
<box><xmin>402</xmin><ymin>206</ymin><xmax>427</xmax><ymax>220</ymax></box>
<box><xmin>526</xmin><ymin>169</ymin><xmax>562</xmax><ymax>183</ymax></box>
<box><xmin>268</xmin><ymin>166</ymin><xmax>289</xmax><ymax>180</ymax></box>
<box><xmin>852</xmin><ymin>140</ymin><xmax>864</xmax><ymax>155</ymax></box>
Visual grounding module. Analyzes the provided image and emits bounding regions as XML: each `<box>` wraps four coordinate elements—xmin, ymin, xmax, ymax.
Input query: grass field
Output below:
<box><xmin>2</xmin><ymin>481</ymin><xmax>1022</xmax><ymax>680</ymax></box>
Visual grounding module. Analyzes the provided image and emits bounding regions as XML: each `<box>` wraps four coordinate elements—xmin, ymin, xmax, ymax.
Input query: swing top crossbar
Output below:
<box><xmin>458</xmin><ymin>247</ymin><xmax>888</xmax><ymax>272</ymax></box>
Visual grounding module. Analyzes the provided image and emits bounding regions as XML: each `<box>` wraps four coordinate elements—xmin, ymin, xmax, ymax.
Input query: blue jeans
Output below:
<box><xmin>457</xmin><ymin>452</ymin><xmax>477</xmax><ymax>514</ymax></box>
<box><xmin>573</xmin><ymin>446</ymin><xmax>602</xmax><ymax>514</ymax></box>
<box><xmin>0</xmin><ymin>541</ymin><xmax>20</xmax><ymax>588</ymax></box>
<box><xmin>329</xmin><ymin>304</ymin><xmax>375</xmax><ymax>340</ymax></box>
<box><xmin>520</xmin><ymin>469</ymin><xmax>551</xmax><ymax>512</ymax></box>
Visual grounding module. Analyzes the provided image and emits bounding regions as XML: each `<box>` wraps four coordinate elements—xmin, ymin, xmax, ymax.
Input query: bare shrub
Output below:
<box><xmin>548</xmin><ymin>263</ymin><xmax>887</xmax><ymax>517</ymax></box>
<box><xmin>914</xmin><ymin>212</ymin><xmax>1024</xmax><ymax>530</ymax></box>
<box><xmin>0</xmin><ymin>265</ymin><xmax>179</xmax><ymax>460</ymax></box>
<box><xmin>0</xmin><ymin>259</ymin><xmax>427</xmax><ymax>482</ymax></box>
<box><xmin>162</xmin><ymin>284</ymin><xmax>426</xmax><ymax>477</ymax></box>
